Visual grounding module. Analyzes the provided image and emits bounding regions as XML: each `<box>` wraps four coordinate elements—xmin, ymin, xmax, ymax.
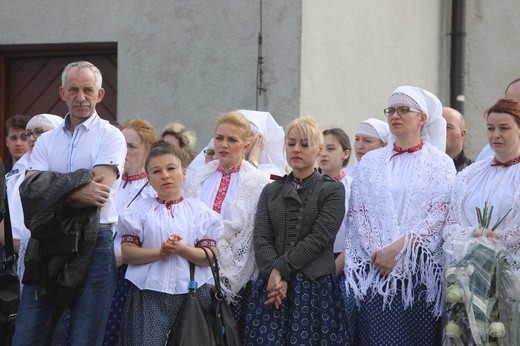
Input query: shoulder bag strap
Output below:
<box><xmin>200</xmin><ymin>247</ymin><xmax>222</xmax><ymax>292</ymax></box>
<box><xmin>126</xmin><ymin>181</ymin><xmax>149</xmax><ymax>208</ymax></box>
<box><xmin>188</xmin><ymin>261</ymin><xmax>198</xmax><ymax>290</ymax></box>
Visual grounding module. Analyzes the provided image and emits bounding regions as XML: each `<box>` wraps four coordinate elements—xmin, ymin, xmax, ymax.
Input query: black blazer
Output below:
<box><xmin>253</xmin><ymin>170</ymin><xmax>345</xmax><ymax>281</ymax></box>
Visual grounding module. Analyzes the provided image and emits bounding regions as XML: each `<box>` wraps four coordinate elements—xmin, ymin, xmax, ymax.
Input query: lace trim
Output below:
<box><xmin>345</xmin><ymin>143</ymin><xmax>454</xmax><ymax>317</ymax></box>
<box><xmin>183</xmin><ymin>160</ymin><xmax>269</xmax><ymax>303</ymax></box>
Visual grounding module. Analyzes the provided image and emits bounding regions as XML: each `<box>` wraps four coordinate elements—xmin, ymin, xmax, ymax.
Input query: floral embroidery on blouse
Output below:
<box><xmin>196</xmin><ymin>238</ymin><xmax>217</xmax><ymax>248</ymax></box>
<box><xmin>121</xmin><ymin>235</ymin><xmax>141</xmax><ymax>246</ymax></box>
<box><xmin>212</xmin><ymin>164</ymin><xmax>241</xmax><ymax>213</ymax></box>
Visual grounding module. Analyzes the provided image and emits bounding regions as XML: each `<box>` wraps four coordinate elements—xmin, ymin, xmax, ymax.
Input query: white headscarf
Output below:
<box><xmin>26</xmin><ymin>113</ymin><xmax>63</xmax><ymax>130</ymax></box>
<box><xmin>238</xmin><ymin>110</ymin><xmax>286</xmax><ymax>175</ymax></box>
<box><xmin>356</xmin><ymin>118</ymin><xmax>390</xmax><ymax>143</ymax></box>
<box><xmin>387</xmin><ymin>86</ymin><xmax>446</xmax><ymax>152</ymax></box>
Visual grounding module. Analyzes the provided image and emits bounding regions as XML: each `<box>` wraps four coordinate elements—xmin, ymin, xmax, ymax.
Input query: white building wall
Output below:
<box><xmin>301</xmin><ymin>1</ymin><xmax>520</xmax><ymax>162</ymax></box>
<box><xmin>464</xmin><ymin>0</ymin><xmax>520</xmax><ymax>159</ymax></box>
<box><xmin>301</xmin><ymin>1</ymin><xmax>449</xmax><ymax>164</ymax></box>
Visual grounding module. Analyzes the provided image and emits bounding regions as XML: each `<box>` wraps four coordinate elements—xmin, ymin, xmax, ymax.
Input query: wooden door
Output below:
<box><xmin>0</xmin><ymin>45</ymin><xmax>117</xmax><ymax>160</ymax></box>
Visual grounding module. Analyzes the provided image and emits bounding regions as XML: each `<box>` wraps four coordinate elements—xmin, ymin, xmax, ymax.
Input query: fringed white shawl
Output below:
<box><xmin>443</xmin><ymin>156</ymin><xmax>520</xmax><ymax>276</ymax></box>
<box><xmin>345</xmin><ymin>142</ymin><xmax>456</xmax><ymax>317</ymax></box>
<box><xmin>184</xmin><ymin>160</ymin><xmax>269</xmax><ymax>302</ymax></box>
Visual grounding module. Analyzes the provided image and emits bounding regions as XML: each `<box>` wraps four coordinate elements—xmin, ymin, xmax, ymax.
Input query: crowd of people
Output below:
<box><xmin>1</xmin><ymin>60</ymin><xmax>520</xmax><ymax>346</ymax></box>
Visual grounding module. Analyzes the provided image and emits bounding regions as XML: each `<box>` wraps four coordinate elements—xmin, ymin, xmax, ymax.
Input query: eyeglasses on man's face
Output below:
<box><xmin>383</xmin><ymin>106</ymin><xmax>422</xmax><ymax>117</ymax></box>
<box><xmin>203</xmin><ymin>149</ymin><xmax>215</xmax><ymax>158</ymax></box>
<box><xmin>21</xmin><ymin>128</ymin><xmax>46</xmax><ymax>141</ymax></box>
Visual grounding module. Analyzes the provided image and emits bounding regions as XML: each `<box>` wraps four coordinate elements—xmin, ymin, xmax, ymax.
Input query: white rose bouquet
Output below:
<box><xmin>443</xmin><ymin>204</ymin><xmax>520</xmax><ymax>345</ymax></box>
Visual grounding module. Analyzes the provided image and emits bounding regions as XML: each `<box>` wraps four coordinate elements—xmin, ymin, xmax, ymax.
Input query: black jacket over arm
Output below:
<box><xmin>20</xmin><ymin>169</ymin><xmax>100</xmax><ymax>307</ymax></box>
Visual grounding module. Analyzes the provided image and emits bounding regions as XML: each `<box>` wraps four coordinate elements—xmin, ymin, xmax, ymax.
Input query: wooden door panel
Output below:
<box><xmin>0</xmin><ymin>48</ymin><xmax>117</xmax><ymax>160</ymax></box>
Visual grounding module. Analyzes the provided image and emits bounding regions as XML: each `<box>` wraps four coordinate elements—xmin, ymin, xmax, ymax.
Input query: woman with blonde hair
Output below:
<box><xmin>244</xmin><ymin>116</ymin><xmax>350</xmax><ymax>345</ymax></box>
<box><xmin>183</xmin><ymin>111</ymin><xmax>269</xmax><ymax>334</ymax></box>
<box><xmin>161</xmin><ymin>122</ymin><xmax>197</xmax><ymax>163</ymax></box>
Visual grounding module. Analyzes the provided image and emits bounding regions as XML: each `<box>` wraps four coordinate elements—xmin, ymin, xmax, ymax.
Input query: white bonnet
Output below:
<box><xmin>387</xmin><ymin>86</ymin><xmax>445</xmax><ymax>152</ymax></box>
<box><xmin>26</xmin><ymin>113</ymin><xmax>63</xmax><ymax>130</ymax></box>
<box><xmin>356</xmin><ymin>118</ymin><xmax>389</xmax><ymax>143</ymax></box>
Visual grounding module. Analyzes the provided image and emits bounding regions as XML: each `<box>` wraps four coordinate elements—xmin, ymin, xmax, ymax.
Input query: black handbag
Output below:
<box><xmin>0</xmin><ymin>197</ymin><xmax>19</xmax><ymax>346</ymax></box>
<box><xmin>166</xmin><ymin>261</ymin><xmax>217</xmax><ymax>346</ymax></box>
<box><xmin>201</xmin><ymin>247</ymin><xmax>241</xmax><ymax>346</ymax></box>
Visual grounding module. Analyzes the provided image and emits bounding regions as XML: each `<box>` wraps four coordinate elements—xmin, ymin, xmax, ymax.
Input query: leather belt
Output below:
<box><xmin>99</xmin><ymin>223</ymin><xmax>113</xmax><ymax>231</ymax></box>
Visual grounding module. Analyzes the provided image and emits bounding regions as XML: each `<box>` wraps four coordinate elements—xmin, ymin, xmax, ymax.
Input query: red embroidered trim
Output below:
<box><xmin>122</xmin><ymin>171</ymin><xmax>147</xmax><ymax>188</ymax></box>
<box><xmin>212</xmin><ymin>164</ymin><xmax>241</xmax><ymax>214</ymax></box>
<box><xmin>196</xmin><ymin>239</ymin><xmax>217</xmax><ymax>248</ymax></box>
<box><xmin>334</xmin><ymin>170</ymin><xmax>346</xmax><ymax>181</ymax></box>
<box><xmin>390</xmin><ymin>142</ymin><xmax>424</xmax><ymax>160</ymax></box>
<box><xmin>121</xmin><ymin>235</ymin><xmax>141</xmax><ymax>246</ymax></box>
<box><xmin>156</xmin><ymin>196</ymin><xmax>184</xmax><ymax>217</ymax></box>
<box><xmin>491</xmin><ymin>155</ymin><xmax>520</xmax><ymax>168</ymax></box>
<box><xmin>270</xmin><ymin>174</ymin><xmax>283</xmax><ymax>181</ymax></box>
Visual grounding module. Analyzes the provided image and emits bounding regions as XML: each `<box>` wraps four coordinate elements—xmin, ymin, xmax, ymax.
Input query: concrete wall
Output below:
<box><xmin>2</xmin><ymin>1</ymin><xmax>520</xmax><ymax>157</ymax></box>
<box><xmin>301</xmin><ymin>1</ymin><xmax>448</xmax><ymax>164</ymax></box>
<box><xmin>464</xmin><ymin>0</ymin><xmax>520</xmax><ymax>159</ymax></box>
<box><xmin>300</xmin><ymin>0</ymin><xmax>520</xmax><ymax>162</ymax></box>
<box><xmin>0</xmin><ymin>1</ymin><xmax>302</xmax><ymax>150</ymax></box>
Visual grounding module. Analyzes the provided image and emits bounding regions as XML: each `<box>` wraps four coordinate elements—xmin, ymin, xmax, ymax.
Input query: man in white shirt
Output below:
<box><xmin>13</xmin><ymin>61</ymin><xmax>126</xmax><ymax>346</ymax></box>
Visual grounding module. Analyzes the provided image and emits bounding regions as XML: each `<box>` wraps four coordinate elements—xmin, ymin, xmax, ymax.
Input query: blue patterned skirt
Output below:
<box><xmin>103</xmin><ymin>264</ymin><xmax>131</xmax><ymax>345</ymax></box>
<box><xmin>243</xmin><ymin>272</ymin><xmax>351</xmax><ymax>345</ymax></box>
<box><xmin>118</xmin><ymin>283</ymin><xmax>212</xmax><ymax>346</ymax></box>
<box><xmin>355</xmin><ymin>282</ymin><xmax>442</xmax><ymax>345</ymax></box>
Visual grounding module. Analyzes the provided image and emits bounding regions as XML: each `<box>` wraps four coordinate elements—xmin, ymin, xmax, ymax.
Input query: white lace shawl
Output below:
<box><xmin>345</xmin><ymin>143</ymin><xmax>455</xmax><ymax>316</ymax></box>
<box><xmin>184</xmin><ymin>160</ymin><xmax>269</xmax><ymax>302</ymax></box>
<box><xmin>443</xmin><ymin>157</ymin><xmax>520</xmax><ymax>276</ymax></box>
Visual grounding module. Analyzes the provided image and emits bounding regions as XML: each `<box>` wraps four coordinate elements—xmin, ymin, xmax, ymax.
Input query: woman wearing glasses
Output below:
<box><xmin>344</xmin><ymin>86</ymin><xmax>456</xmax><ymax>345</ymax></box>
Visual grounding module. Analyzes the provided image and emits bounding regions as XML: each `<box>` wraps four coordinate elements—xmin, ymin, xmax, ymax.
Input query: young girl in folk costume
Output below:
<box><xmin>117</xmin><ymin>141</ymin><xmax>223</xmax><ymax>345</ymax></box>
<box><xmin>244</xmin><ymin>116</ymin><xmax>350</xmax><ymax>345</ymax></box>
<box><xmin>183</xmin><ymin>111</ymin><xmax>269</xmax><ymax>333</ymax></box>
<box><xmin>345</xmin><ymin>86</ymin><xmax>456</xmax><ymax>345</ymax></box>
<box><xmin>318</xmin><ymin>128</ymin><xmax>355</xmax><ymax>335</ymax></box>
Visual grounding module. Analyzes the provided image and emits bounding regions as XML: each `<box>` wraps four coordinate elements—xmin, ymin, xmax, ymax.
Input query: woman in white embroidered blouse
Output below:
<box><xmin>444</xmin><ymin>99</ymin><xmax>520</xmax><ymax>275</ymax></box>
<box><xmin>183</xmin><ymin>111</ymin><xmax>270</xmax><ymax>334</ymax></box>
<box><xmin>118</xmin><ymin>141</ymin><xmax>223</xmax><ymax>345</ymax></box>
<box><xmin>104</xmin><ymin>119</ymin><xmax>157</xmax><ymax>345</ymax></box>
<box><xmin>345</xmin><ymin>86</ymin><xmax>456</xmax><ymax>345</ymax></box>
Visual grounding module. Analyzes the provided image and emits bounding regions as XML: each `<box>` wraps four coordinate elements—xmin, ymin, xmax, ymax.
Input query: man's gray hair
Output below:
<box><xmin>61</xmin><ymin>61</ymin><xmax>103</xmax><ymax>89</ymax></box>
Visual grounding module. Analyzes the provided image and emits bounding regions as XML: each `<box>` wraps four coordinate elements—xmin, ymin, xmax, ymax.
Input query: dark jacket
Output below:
<box><xmin>454</xmin><ymin>149</ymin><xmax>474</xmax><ymax>172</ymax></box>
<box><xmin>254</xmin><ymin>170</ymin><xmax>345</xmax><ymax>281</ymax></box>
<box><xmin>20</xmin><ymin>169</ymin><xmax>100</xmax><ymax>307</ymax></box>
